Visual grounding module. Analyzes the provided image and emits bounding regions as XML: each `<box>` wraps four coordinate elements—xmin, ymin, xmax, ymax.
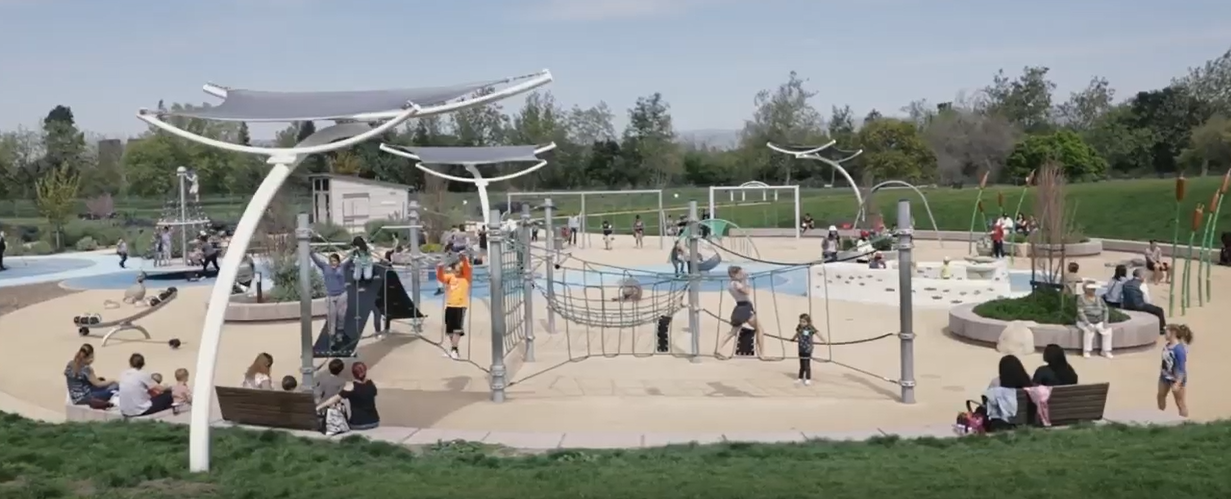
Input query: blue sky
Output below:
<box><xmin>1</xmin><ymin>0</ymin><xmax>1229</xmax><ymax>139</ymax></box>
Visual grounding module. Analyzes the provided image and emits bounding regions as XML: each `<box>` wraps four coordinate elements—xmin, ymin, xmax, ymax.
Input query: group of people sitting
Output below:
<box><xmin>240</xmin><ymin>353</ymin><xmax>380</xmax><ymax>436</ymax></box>
<box><xmin>970</xmin><ymin>323</ymin><xmax>1193</xmax><ymax>433</ymax></box>
<box><xmin>64</xmin><ymin>344</ymin><xmax>192</xmax><ymax>417</ymax></box>
<box><xmin>1066</xmin><ymin>260</ymin><xmax>1168</xmax><ymax>359</ymax></box>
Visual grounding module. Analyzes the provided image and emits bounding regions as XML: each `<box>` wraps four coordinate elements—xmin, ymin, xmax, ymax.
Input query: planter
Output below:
<box><xmin>947</xmin><ymin>303</ymin><xmax>1159</xmax><ymax>350</ymax></box>
<box><xmin>975</xmin><ymin>242</ymin><xmax>1023</xmax><ymax>257</ymax></box>
<box><xmin>1028</xmin><ymin>240</ymin><xmax>1103</xmax><ymax>257</ymax></box>
<box><xmin>224</xmin><ymin>294</ymin><xmax>328</xmax><ymax>322</ymax></box>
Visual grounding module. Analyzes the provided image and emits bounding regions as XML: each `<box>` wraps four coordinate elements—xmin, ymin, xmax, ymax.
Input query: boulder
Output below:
<box><xmin>996</xmin><ymin>321</ymin><xmax>1035</xmax><ymax>356</ymax></box>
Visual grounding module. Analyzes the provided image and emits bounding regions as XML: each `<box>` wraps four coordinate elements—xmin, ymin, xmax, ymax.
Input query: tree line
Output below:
<box><xmin>2</xmin><ymin>47</ymin><xmax>1231</xmax><ymax>207</ymax></box>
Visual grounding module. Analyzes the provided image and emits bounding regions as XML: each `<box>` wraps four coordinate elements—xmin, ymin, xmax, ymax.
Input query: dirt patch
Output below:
<box><xmin>136</xmin><ymin>478</ymin><xmax>218</xmax><ymax>496</ymax></box>
<box><xmin>0</xmin><ymin>282</ymin><xmax>79</xmax><ymax>317</ymax></box>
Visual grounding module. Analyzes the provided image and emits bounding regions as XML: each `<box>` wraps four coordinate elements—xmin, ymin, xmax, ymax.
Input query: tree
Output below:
<box><xmin>1128</xmin><ymin>86</ymin><xmax>1210</xmax><ymax>176</ymax></box>
<box><xmin>1005</xmin><ymin>130</ymin><xmax>1107</xmax><ymax>181</ymax></box>
<box><xmin>40</xmin><ymin>105</ymin><xmax>88</xmax><ymax>177</ymax></box>
<box><xmin>566</xmin><ymin>102</ymin><xmax>617</xmax><ymax>145</ymax></box>
<box><xmin>329</xmin><ymin>151</ymin><xmax>362</xmax><ymax>175</ymax></box>
<box><xmin>739</xmin><ymin>71</ymin><xmax>826</xmax><ymax>183</ymax></box>
<box><xmin>35</xmin><ymin>166</ymin><xmax>81</xmax><ymax>249</ymax></box>
<box><xmin>512</xmin><ymin>91</ymin><xmax>568</xmax><ymax>189</ymax></box>
<box><xmin>1055</xmin><ymin>76</ymin><xmax>1116</xmax><ymax>132</ymax></box>
<box><xmin>1179</xmin><ymin>114</ymin><xmax>1231</xmax><ymax>176</ymax></box>
<box><xmin>982</xmin><ymin>66</ymin><xmax>1056</xmax><ymax>132</ymax></box>
<box><xmin>901</xmin><ymin>99</ymin><xmax>937</xmax><ymax>129</ymax></box>
<box><xmin>923</xmin><ymin>107</ymin><xmax>1020</xmax><ymax>184</ymax></box>
<box><xmin>238</xmin><ymin>122</ymin><xmax>252</xmax><ymax>146</ymax></box>
<box><xmin>1175</xmin><ymin>48</ymin><xmax>1231</xmax><ymax>116</ymax></box>
<box><xmin>828</xmin><ymin>105</ymin><xmax>856</xmax><ymax>140</ymax></box>
<box><xmin>623</xmin><ymin>92</ymin><xmax>680</xmax><ymax>186</ymax></box>
<box><xmin>855</xmin><ymin>118</ymin><xmax>937</xmax><ymax>183</ymax></box>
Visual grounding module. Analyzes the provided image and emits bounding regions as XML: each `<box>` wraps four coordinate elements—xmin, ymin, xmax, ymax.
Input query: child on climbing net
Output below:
<box><xmin>602</xmin><ymin>220</ymin><xmax>614</xmax><ymax>250</ymax></box>
<box><xmin>791</xmin><ymin>314</ymin><xmax>818</xmax><ymax>385</ymax></box>
<box><xmin>350</xmin><ymin>236</ymin><xmax>374</xmax><ymax>290</ymax></box>
<box><xmin>437</xmin><ymin>255</ymin><xmax>473</xmax><ymax>360</ymax></box>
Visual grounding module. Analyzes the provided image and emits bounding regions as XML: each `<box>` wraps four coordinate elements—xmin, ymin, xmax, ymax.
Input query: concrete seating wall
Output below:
<box><xmin>948</xmin><ymin>303</ymin><xmax>1160</xmax><ymax>350</ymax></box>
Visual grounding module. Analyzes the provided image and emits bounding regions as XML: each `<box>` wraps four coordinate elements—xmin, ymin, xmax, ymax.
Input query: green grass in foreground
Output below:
<box><xmin>2</xmin><ymin>412</ymin><xmax>1231</xmax><ymax>499</ymax></box>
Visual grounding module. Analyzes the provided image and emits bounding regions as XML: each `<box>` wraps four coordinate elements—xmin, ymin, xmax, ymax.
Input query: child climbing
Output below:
<box><xmin>311</xmin><ymin>252</ymin><xmax>352</xmax><ymax>347</ymax></box>
<box><xmin>602</xmin><ymin>220</ymin><xmax>614</xmax><ymax>250</ymax></box>
<box><xmin>791</xmin><ymin>314</ymin><xmax>818</xmax><ymax>385</ymax></box>
<box><xmin>350</xmin><ymin>236</ymin><xmax>374</xmax><ymax>290</ymax></box>
<box><xmin>437</xmin><ymin>255</ymin><xmax>473</xmax><ymax>360</ymax></box>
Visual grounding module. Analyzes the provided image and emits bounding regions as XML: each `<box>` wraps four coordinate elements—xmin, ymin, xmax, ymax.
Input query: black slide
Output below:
<box><xmin>313</xmin><ymin>264</ymin><xmax>425</xmax><ymax>358</ymax></box>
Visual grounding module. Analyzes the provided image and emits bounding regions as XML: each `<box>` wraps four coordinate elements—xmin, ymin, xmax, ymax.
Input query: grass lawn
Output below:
<box><xmin>2</xmin><ymin>413</ymin><xmax>1231</xmax><ymax>499</ymax></box>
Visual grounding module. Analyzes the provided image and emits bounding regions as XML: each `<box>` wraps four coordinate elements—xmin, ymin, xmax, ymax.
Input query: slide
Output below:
<box><xmin>697</xmin><ymin>252</ymin><xmax>722</xmax><ymax>272</ymax></box>
<box><xmin>313</xmin><ymin>264</ymin><xmax>425</xmax><ymax>358</ymax></box>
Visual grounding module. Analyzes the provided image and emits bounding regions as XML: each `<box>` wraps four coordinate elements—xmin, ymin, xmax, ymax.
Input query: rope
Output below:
<box><xmin>699</xmin><ymin>309</ymin><xmax>894</xmax><ymax>346</ymax></box>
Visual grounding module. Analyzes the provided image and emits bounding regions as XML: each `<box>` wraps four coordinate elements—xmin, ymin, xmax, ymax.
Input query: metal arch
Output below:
<box><xmin>858</xmin><ymin>180</ymin><xmax>944</xmax><ymax>248</ymax></box>
<box><xmin>766</xmin><ymin>141</ymin><xmax>864</xmax><ymax>223</ymax></box>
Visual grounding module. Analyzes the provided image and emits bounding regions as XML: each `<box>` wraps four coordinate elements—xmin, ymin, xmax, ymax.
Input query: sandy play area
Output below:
<box><xmin>1</xmin><ymin>235</ymin><xmax>1227</xmax><ymax>432</ymax></box>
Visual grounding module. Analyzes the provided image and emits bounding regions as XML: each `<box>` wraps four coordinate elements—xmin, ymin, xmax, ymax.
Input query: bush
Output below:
<box><xmin>266</xmin><ymin>253</ymin><xmax>325</xmax><ymax>302</ymax></box>
<box><xmin>312</xmin><ymin>221</ymin><xmax>353</xmax><ymax>245</ymax></box>
<box><xmin>25</xmin><ymin>241</ymin><xmax>54</xmax><ymax>256</ymax></box>
<box><xmin>74</xmin><ymin>236</ymin><xmax>99</xmax><ymax>251</ymax></box>
<box><xmin>365</xmin><ymin>219</ymin><xmax>410</xmax><ymax>245</ymax></box>
<box><xmin>420</xmin><ymin>243</ymin><xmax>443</xmax><ymax>253</ymax></box>
<box><xmin>123</xmin><ymin>228</ymin><xmax>156</xmax><ymax>257</ymax></box>
<box><xmin>973</xmin><ymin>288</ymin><xmax>1130</xmax><ymax>325</ymax></box>
<box><xmin>61</xmin><ymin>220</ymin><xmax>125</xmax><ymax>248</ymax></box>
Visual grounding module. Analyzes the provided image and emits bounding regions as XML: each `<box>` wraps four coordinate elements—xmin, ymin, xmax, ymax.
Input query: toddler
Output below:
<box><xmin>791</xmin><ymin>314</ymin><xmax>818</xmax><ymax>385</ymax></box>
<box><xmin>281</xmin><ymin>375</ymin><xmax>299</xmax><ymax>391</ymax></box>
<box><xmin>172</xmin><ymin>368</ymin><xmax>193</xmax><ymax>406</ymax></box>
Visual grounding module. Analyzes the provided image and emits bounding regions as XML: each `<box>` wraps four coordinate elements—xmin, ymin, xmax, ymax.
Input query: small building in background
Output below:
<box><xmin>309</xmin><ymin>174</ymin><xmax>412</xmax><ymax>233</ymax></box>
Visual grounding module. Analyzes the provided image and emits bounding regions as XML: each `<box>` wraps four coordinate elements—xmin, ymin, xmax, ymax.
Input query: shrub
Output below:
<box><xmin>5</xmin><ymin>243</ymin><xmax>27</xmax><ymax>256</ymax></box>
<box><xmin>420</xmin><ymin>243</ymin><xmax>443</xmax><ymax>253</ymax></box>
<box><xmin>365</xmin><ymin>219</ymin><xmax>410</xmax><ymax>245</ymax></box>
<box><xmin>871</xmin><ymin>237</ymin><xmax>895</xmax><ymax>252</ymax></box>
<box><xmin>266</xmin><ymin>253</ymin><xmax>325</xmax><ymax>302</ymax></box>
<box><xmin>62</xmin><ymin>220</ymin><xmax>125</xmax><ymax>247</ymax></box>
<box><xmin>123</xmin><ymin>228</ymin><xmax>156</xmax><ymax>257</ymax></box>
<box><xmin>25</xmin><ymin>241</ymin><xmax>54</xmax><ymax>255</ymax></box>
<box><xmin>84</xmin><ymin>194</ymin><xmax>115</xmax><ymax>219</ymax></box>
<box><xmin>312</xmin><ymin>221</ymin><xmax>353</xmax><ymax>245</ymax></box>
<box><xmin>973</xmin><ymin>288</ymin><xmax>1130</xmax><ymax>325</ymax></box>
<box><xmin>0</xmin><ymin>222</ymin><xmax>41</xmax><ymax>243</ymax></box>
<box><xmin>74</xmin><ymin>236</ymin><xmax>99</xmax><ymax>251</ymax></box>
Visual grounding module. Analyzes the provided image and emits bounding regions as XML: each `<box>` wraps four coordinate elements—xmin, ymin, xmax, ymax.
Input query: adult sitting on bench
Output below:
<box><xmin>1122</xmin><ymin>269</ymin><xmax>1166</xmax><ymax>335</ymax></box>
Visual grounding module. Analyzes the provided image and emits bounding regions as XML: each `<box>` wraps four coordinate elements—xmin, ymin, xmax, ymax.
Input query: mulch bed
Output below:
<box><xmin>0</xmin><ymin>282</ymin><xmax>79</xmax><ymax>318</ymax></box>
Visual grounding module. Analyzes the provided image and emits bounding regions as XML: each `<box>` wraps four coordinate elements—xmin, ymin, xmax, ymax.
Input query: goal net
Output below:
<box><xmin>708</xmin><ymin>182</ymin><xmax>800</xmax><ymax>238</ymax></box>
<box><xmin>504</xmin><ymin>190</ymin><xmax>667</xmax><ymax>249</ymax></box>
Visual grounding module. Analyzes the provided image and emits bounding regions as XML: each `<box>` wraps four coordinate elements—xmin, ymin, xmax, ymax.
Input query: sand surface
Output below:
<box><xmin>1</xmin><ymin>235</ymin><xmax>1226</xmax><ymax>431</ymax></box>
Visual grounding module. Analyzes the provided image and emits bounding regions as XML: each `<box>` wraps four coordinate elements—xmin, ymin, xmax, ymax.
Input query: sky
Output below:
<box><xmin>1</xmin><ymin>0</ymin><xmax>1229</xmax><ymax>140</ymax></box>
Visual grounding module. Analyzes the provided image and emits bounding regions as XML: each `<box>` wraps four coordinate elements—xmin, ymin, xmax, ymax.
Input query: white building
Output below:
<box><xmin>309</xmin><ymin>174</ymin><xmax>413</xmax><ymax>232</ymax></box>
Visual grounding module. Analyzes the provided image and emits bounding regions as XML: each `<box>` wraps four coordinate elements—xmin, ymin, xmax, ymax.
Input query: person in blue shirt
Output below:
<box><xmin>1158</xmin><ymin>323</ymin><xmax>1193</xmax><ymax>418</ymax></box>
<box><xmin>311</xmin><ymin>252</ymin><xmax>352</xmax><ymax>346</ymax></box>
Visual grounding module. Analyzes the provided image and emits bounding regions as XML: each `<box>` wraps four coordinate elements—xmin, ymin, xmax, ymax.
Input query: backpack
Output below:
<box><xmin>319</xmin><ymin>403</ymin><xmax>350</xmax><ymax>436</ymax></box>
<box><xmin>954</xmin><ymin>400</ymin><xmax>987</xmax><ymax>435</ymax></box>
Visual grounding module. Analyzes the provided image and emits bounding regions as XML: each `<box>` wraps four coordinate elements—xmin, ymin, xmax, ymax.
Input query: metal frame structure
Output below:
<box><xmin>137</xmin><ymin>70</ymin><xmax>554</xmax><ymax>473</ymax></box>
<box><xmin>379</xmin><ymin>143</ymin><xmax>557</xmax><ymax>228</ymax></box>
<box><xmin>707</xmin><ymin>184</ymin><xmax>801</xmax><ymax>239</ymax></box>
<box><xmin>505</xmin><ymin>189</ymin><xmax>666</xmax><ymax>249</ymax></box>
<box><xmin>767</xmin><ymin>141</ymin><xmax>864</xmax><ymax>223</ymax></box>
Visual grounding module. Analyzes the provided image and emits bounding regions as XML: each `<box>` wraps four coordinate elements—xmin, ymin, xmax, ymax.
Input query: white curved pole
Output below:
<box><xmin>378</xmin><ymin>142</ymin><xmax>558</xmax><ymax>161</ymax></box>
<box><xmin>187</xmin><ymin>122</ymin><xmax>375</xmax><ymax>473</ymax></box>
<box><xmin>766</xmin><ymin>140</ymin><xmax>836</xmax><ymax>156</ymax></box>
<box><xmin>139</xmin><ymin>103</ymin><xmax>422</xmax><ymax>157</ymax></box>
<box><xmin>860</xmin><ymin>180</ymin><xmax>944</xmax><ymax>248</ymax></box>
<box><xmin>196</xmin><ymin>70</ymin><xmax>552</xmax><ymax>123</ymax></box>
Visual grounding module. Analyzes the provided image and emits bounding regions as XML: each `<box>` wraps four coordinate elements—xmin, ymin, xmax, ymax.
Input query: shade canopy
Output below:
<box><xmin>384</xmin><ymin>145</ymin><xmax>545</xmax><ymax>165</ymax></box>
<box><xmin>166</xmin><ymin>78</ymin><xmax>516</xmax><ymax>122</ymax></box>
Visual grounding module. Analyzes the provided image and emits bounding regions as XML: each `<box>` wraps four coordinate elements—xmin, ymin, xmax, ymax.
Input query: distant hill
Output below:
<box><xmin>678</xmin><ymin>129</ymin><xmax>740</xmax><ymax>151</ymax></box>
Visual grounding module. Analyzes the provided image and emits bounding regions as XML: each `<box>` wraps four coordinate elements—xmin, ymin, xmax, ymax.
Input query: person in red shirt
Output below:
<box><xmin>991</xmin><ymin>217</ymin><xmax>1006</xmax><ymax>259</ymax></box>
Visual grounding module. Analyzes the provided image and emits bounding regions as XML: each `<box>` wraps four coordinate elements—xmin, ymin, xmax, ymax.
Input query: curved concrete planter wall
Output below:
<box><xmin>224</xmin><ymin>295</ymin><xmax>328</xmax><ymax>322</ymax></box>
<box><xmin>948</xmin><ymin>303</ymin><xmax>1159</xmax><ymax>350</ymax></box>
<box><xmin>1029</xmin><ymin>240</ymin><xmax>1103</xmax><ymax>257</ymax></box>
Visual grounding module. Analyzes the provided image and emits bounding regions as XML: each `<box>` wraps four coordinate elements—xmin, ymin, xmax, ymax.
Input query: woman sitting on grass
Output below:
<box><xmin>117</xmin><ymin>353</ymin><xmax>173</xmax><ymax>417</ymax></box>
<box><xmin>241</xmin><ymin>353</ymin><xmax>274</xmax><ymax>390</ymax></box>
<box><xmin>1032</xmin><ymin>344</ymin><xmax>1078</xmax><ymax>386</ymax></box>
<box><xmin>65</xmin><ymin>344</ymin><xmax>118</xmax><ymax>407</ymax></box>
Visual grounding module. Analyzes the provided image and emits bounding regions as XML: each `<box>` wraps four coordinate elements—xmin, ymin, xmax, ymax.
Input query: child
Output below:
<box><xmin>151</xmin><ymin>373</ymin><xmax>163</xmax><ymax>384</ymax></box>
<box><xmin>1159</xmin><ymin>324</ymin><xmax>1193</xmax><ymax>418</ymax></box>
<box><xmin>437</xmin><ymin>255</ymin><xmax>473</xmax><ymax>359</ymax></box>
<box><xmin>633</xmin><ymin>215</ymin><xmax>645</xmax><ymax>248</ymax></box>
<box><xmin>116</xmin><ymin>238</ymin><xmax>129</xmax><ymax>269</ymax></box>
<box><xmin>171</xmin><ymin>368</ymin><xmax>193</xmax><ymax>406</ymax></box>
<box><xmin>281</xmin><ymin>375</ymin><xmax>299</xmax><ymax>391</ymax></box>
<box><xmin>350</xmin><ymin>236</ymin><xmax>374</xmax><ymax>289</ymax></box>
<box><xmin>310</xmin><ymin>252</ymin><xmax>352</xmax><ymax>346</ymax></box>
<box><xmin>669</xmin><ymin>240</ymin><xmax>686</xmax><ymax>275</ymax></box>
<box><xmin>791</xmin><ymin>314</ymin><xmax>818</xmax><ymax>385</ymax></box>
<box><xmin>601</xmin><ymin>220</ymin><xmax>614</xmax><ymax>250</ymax></box>
<box><xmin>940</xmin><ymin>256</ymin><xmax>952</xmax><ymax>280</ymax></box>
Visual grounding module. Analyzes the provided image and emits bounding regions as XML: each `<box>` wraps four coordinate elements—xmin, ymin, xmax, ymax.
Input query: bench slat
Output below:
<box><xmin>1006</xmin><ymin>383</ymin><xmax>1109</xmax><ymax>427</ymax></box>
<box><xmin>216</xmin><ymin>387</ymin><xmax>318</xmax><ymax>432</ymax></box>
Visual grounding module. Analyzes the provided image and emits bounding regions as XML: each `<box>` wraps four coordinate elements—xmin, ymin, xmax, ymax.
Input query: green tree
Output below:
<box><xmin>40</xmin><ymin>105</ymin><xmax>88</xmax><ymax>177</ymax></box>
<box><xmin>238</xmin><ymin>122</ymin><xmax>252</xmax><ymax>146</ymax></box>
<box><xmin>623</xmin><ymin>92</ymin><xmax>680</xmax><ymax>186</ymax></box>
<box><xmin>923</xmin><ymin>105</ymin><xmax>1020</xmax><ymax>184</ymax></box>
<box><xmin>1055</xmin><ymin>76</ymin><xmax>1116</xmax><ymax>132</ymax></box>
<box><xmin>1179</xmin><ymin>114</ymin><xmax>1231</xmax><ymax>176</ymax></box>
<box><xmin>36</xmin><ymin>166</ymin><xmax>81</xmax><ymax>249</ymax></box>
<box><xmin>982</xmin><ymin>66</ymin><xmax>1056</xmax><ymax>133</ymax></box>
<box><xmin>738</xmin><ymin>71</ymin><xmax>827</xmax><ymax>184</ymax></box>
<box><xmin>1175</xmin><ymin>47</ymin><xmax>1231</xmax><ymax>116</ymax></box>
<box><xmin>1005</xmin><ymin>130</ymin><xmax>1107</xmax><ymax>181</ymax></box>
<box><xmin>855</xmin><ymin>118</ymin><xmax>937</xmax><ymax>183</ymax></box>
<box><xmin>1128</xmin><ymin>86</ymin><xmax>1210</xmax><ymax>176</ymax></box>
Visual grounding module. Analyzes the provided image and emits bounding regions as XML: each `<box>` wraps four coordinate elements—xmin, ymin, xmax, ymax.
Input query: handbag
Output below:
<box><xmin>954</xmin><ymin>400</ymin><xmax>987</xmax><ymax>435</ymax></box>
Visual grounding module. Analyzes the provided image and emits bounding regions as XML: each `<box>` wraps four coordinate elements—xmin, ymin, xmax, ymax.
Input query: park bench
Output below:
<box><xmin>1007</xmin><ymin>382</ymin><xmax>1110</xmax><ymax>427</ymax></box>
<box><xmin>216</xmin><ymin>386</ymin><xmax>318</xmax><ymax>431</ymax></box>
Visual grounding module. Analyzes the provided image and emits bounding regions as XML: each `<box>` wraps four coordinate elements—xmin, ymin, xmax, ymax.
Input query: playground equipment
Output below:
<box><xmin>766</xmin><ymin>142</ymin><xmax>864</xmax><ymax>223</ymax></box>
<box><xmin>380</xmin><ymin>144</ymin><xmax>557</xmax><ymax>229</ymax></box>
<box><xmin>73</xmin><ymin>287</ymin><xmax>179</xmax><ymax>346</ymax></box>
<box><xmin>677</xmin><ymin>218</ymin><xmax>763</xmax><ymax>262</ymax></box>
<box><xmin>707</xmin><ymin>183</ymin><xmax>800</xmax><ymax>236</ymax></box>
<box><xmin>158</xmin><ymin>166</ymin><xmax>211</xmax><ymax>266</ymax></box>
<box><xmin>506</xmin><ymin>189</ymin><xmax>667</xmax><ymax>249</ymax></box>
<box><xmin>139</xmin><ymin>70</ymin><xmax>554</xmax><ymax>472</ymax></box>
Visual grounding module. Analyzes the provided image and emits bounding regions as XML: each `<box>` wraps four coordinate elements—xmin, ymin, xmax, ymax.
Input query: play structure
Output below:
<box><xmin>311</xmin><ymin>262</ymin><xmax>426</xmax><ymax>358</ymax></box>
<box><xmin>72</xmin><ymin>287</ymin><xmax>179</xmax><ymax>346</ymax></box>
<box><xmin>811</xmin><ymin>259</ymin><xmax>1010</xmax><ymax>308</ymax></box>
<box><xmin>707</xmin><ymin>183</ymin><xmax>800</xmax><ymax>236</ymax></box>
<box><xmin>505</xmin><ymin>189</ymin><xmax>668</xmax><ymax>249</ymax></box>
<box><xmin>158</xmin><ymin>166</ymin><xmax>211</xmax><ymax>266</ymax></box>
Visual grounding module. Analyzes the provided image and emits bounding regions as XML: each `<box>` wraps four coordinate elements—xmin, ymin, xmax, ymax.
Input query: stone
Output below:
<box><xmin>965</xmin><ymin>256</ymin><xmax>996</xmax><ymax>264</ymax></box>
<box><xmin>996</xmin><ymin>321</ymin><xmax>1035</xmax><ymax>356</ymax></box>
<box><xmin>966</xmin><ymin>264</ymin><xmax>997</xmax><ymax>280</ymax></box>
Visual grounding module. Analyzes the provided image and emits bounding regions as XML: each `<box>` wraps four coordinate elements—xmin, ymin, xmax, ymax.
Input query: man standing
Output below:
<box><xmin>567</xmin><ymin>213</ymin><xmax>580</xmax><ymax>246</ymax></box>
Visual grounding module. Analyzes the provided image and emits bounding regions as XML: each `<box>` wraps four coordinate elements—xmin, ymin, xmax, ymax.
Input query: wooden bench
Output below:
<box><xmin>216</xmin><ymin>386</ymin><xmax>318</xmax><ymax>431</ymax></box>
<box><xmin>1006</xmin><ymin>383</ymin><xmax>1110</xmax><ymax>427</ymax></box>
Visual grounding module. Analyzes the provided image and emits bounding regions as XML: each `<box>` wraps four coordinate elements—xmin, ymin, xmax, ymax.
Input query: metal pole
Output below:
<box><xmin>295</xmin><ymin>213</ymin><xmax>315</xmax><ymax>390</ymax></box>
<box><xmin>487</xmin><ymin>209</ymin><xmax>507</xmax><ymax>402</ymax></box>
<box><xmin>896</xmin><ymin>199</ymin><xmax>916</xmax><ymax>404</ymax></box>
<box><xmin>794</xmin><ymin>186</ymin><xmax>801</xmax><ymax>240</ymax></box>
<box><xmin>687</xmin><ymin>201</ymin><xmax>702</xmax><ymax>363</ymax></box>
<box><xmin>179</xmin><ymin>170</ymin><xmax>188</xmax><ymax>266</ymax></box>
<box><xmin>658</xmin><ymin>191</ymin><xmax>665</xmax><ymax>249</ymax></box>
<box><xmin>543</xmin><ymin>198</ymin><xmax>557</xmax><ymax>335</ymax></box>
<box><xmin>408</xmin><ymin>200</ymin><xmax>423</xmax><ymax>334</ymax></box>
<box><xmin>520</xmin><ymin>203</ymin><xmax>535</xmax><ymax>362</ymax></box>
<box><xmin>580</xmin><ymin>194</ymin><xmax>587</xmax><ymax>249</ymax></box>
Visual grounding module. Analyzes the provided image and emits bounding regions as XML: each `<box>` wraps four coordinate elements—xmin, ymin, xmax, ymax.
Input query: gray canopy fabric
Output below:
<box><xmin>166</xmin><ymin>79</ymin><xmax>508</xmax><ymax>122</ymax></box>
<box><xmin>386</xmin><ymin>145</ymin><xmax>543</xmax><ymax>165</ymax></box>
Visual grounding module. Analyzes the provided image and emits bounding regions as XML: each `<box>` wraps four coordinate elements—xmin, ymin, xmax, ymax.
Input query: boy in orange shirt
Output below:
<box><xmin>437</xmin><ymin>255</ymin><xmax>473</xmax><ymax>359</ymax></box>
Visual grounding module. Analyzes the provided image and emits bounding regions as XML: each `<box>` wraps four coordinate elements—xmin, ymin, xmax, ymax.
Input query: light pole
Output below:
<box><xmin>177</xmin><ymin>166</ymin><xmax>189</xmax><ymax>266</ymax></box>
